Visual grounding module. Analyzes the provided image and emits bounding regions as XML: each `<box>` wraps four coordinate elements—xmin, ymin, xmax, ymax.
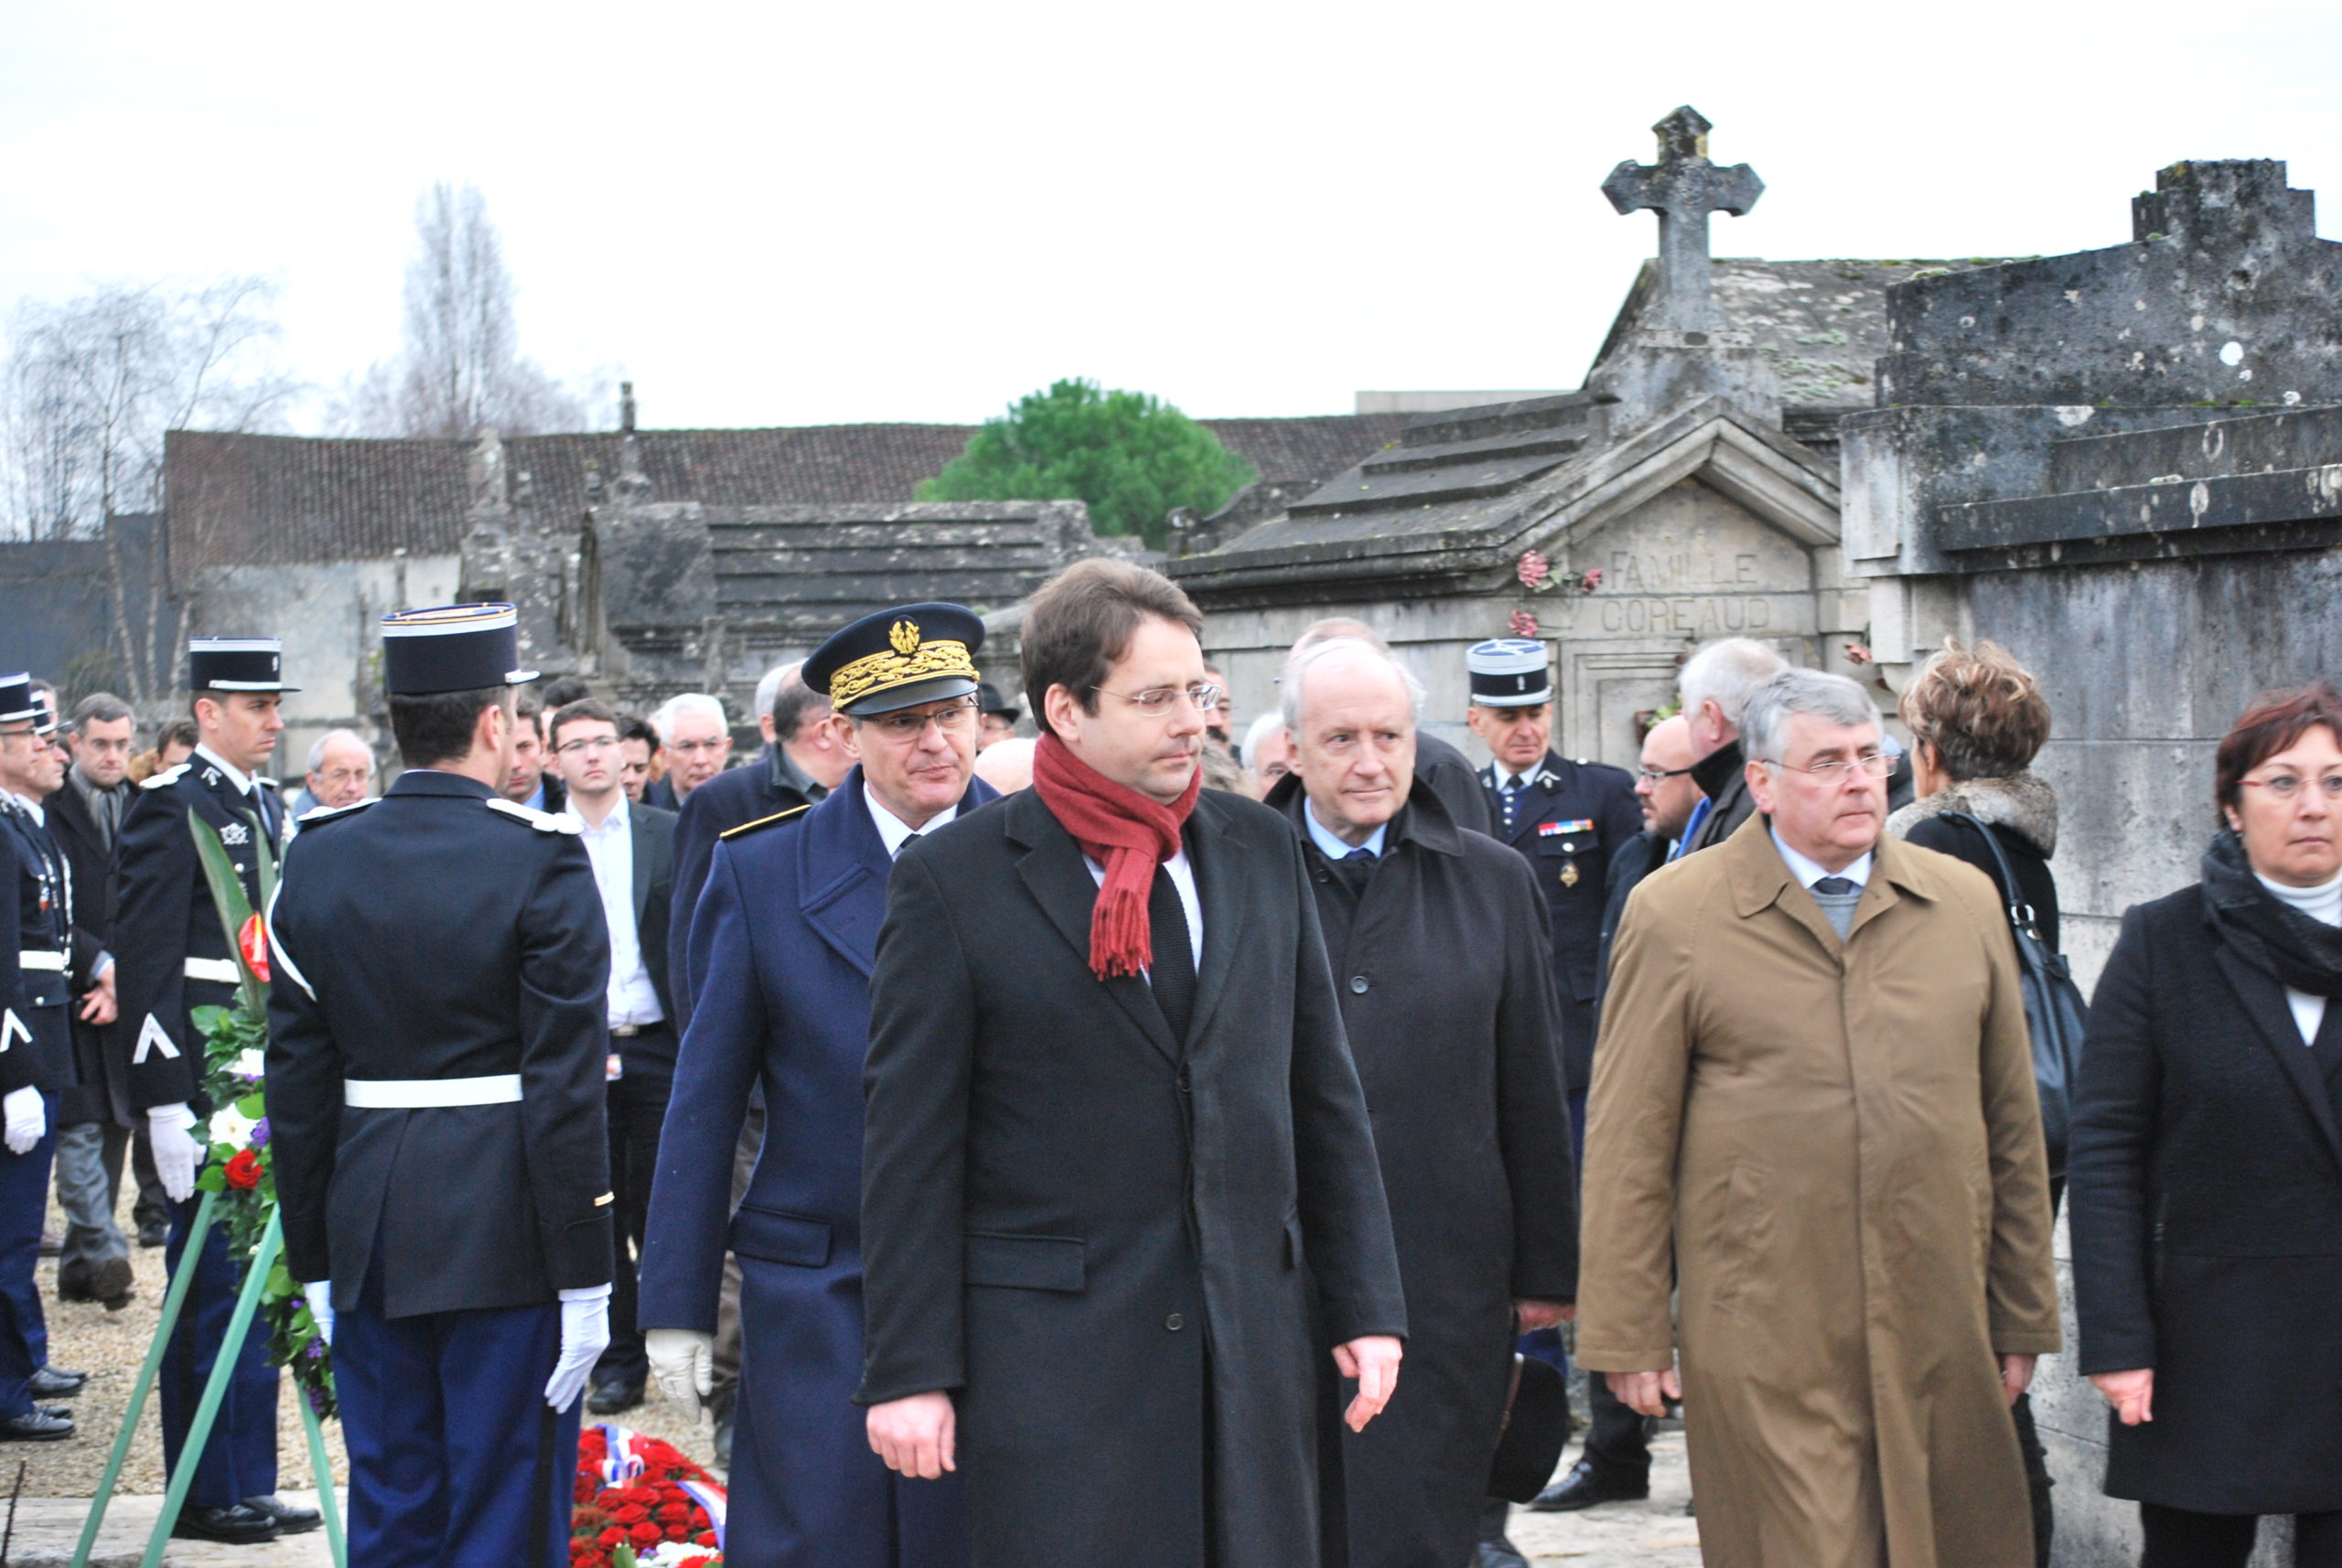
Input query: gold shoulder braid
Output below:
<box><xmin>721</xmin><ymin>803</ymin><xmax>812</xmax><ymax>841</ymax></box>
<box><xmin>826</xmin><ymin>617</ymin><xmax>978</xmax><ymax>711</ymax></box>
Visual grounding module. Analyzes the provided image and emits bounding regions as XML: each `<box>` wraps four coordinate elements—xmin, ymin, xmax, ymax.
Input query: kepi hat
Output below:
<box><xmin>189</xmin><ymin>637</ymin><xmax>298</xmax><ymax>693</ymax></box>
<box><xmin>1466</xmin><ymin>637</ymin><xmax>1552</xmax><ymax>708</ymax></box>
<box><xmin>976</xmin><ymin>681</ymin><xmax>1019</xmax><ymax>724</ymax></box>
<box><xmin>381</xmin><ymin>604</ymin><xmax>541</xmax><ymax>696</ymax></box>
<box><xmin>0</xmin><ymin>673</ymin><xmax>41</xmax><ymax>728</ymax></box>
<box><xmin>805</xmin><ymin>603</ymin><xmax>984</xmax><ymax>717</ymax></box>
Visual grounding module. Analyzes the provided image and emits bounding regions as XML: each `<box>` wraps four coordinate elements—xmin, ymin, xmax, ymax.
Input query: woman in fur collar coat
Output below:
<box><xmin>1885</xmin><ymin>638</ymin><xmax>2061</xmax><ymax>1568</ymax></box>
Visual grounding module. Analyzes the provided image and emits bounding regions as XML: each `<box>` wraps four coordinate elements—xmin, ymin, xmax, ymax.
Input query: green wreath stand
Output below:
<box><xmin>71</xmin><ymin>813</ymin><xmax>345</xmax><ymax>1567</ymax></box>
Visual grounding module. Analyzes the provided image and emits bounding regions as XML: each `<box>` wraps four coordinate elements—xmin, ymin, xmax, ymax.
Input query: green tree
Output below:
<box><xmin>917</xmin><ymin>379</ymin><xmax>1254</xmax><ymax>549</ymax></box>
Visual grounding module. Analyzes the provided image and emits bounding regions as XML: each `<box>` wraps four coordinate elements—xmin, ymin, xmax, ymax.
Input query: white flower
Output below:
<box><xmin>209</xmin><ymin>1105</ymin><xmax>258</xmax><ymax>1149</ymax></box>
<box><xmin>234</xmin><ymin>1049</ymin><xmax>266</xmax><ymax>1079</ymax></box>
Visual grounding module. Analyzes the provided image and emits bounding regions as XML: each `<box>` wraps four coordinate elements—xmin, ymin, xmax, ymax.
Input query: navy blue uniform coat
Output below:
<box><xmin>854</xmin><ymin>785</ymin><xmax>1407</xmax><ymax>1568</ymax></box>
<box><xmin>639</xmin><ymin>768</ymin><xmax>990</xmax><ymax>1568</ymax></box>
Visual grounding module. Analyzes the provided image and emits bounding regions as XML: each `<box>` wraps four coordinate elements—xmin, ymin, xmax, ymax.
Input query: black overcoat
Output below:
<box><xmin>2068</xmin><ymin>884</ymin><xmax>2342</xmax><ymax>1515</ymax></box>
<box><xmin>856</xmin><ymin>785</ymin><xmax>1407</xmax><ymax>1568</ymax></box>
<box><xmin>43</xmin><ymin>780</ymin><xmax>126</xmax><ymax>1124</ymax></box>
<box><xmin>1269</xmin><ymin>779</ymin><xmax>1577</xmax><ymax>1568</ymax></box>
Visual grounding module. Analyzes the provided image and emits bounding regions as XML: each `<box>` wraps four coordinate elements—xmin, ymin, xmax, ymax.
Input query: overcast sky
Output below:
<box><xmin>3</xmin><ymin>0</ymin><xmax>2337</xmax><ymax>431</ymax></box>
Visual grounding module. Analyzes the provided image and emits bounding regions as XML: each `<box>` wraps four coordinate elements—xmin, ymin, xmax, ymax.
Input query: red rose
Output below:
<box><xmin>666</xmin><ymin>1522</ymin><xmax>691</xmax><ymax>1541</ymax></box>
<box><xmin>223</xmin><ymin>1149</ymin><xmax>263</xmax><ymax>1191</ymax></box>
<box><xmin>597</xmin><ymin>1528</ymin><xmax>624</xmax><ymax>1550</ymax></box>
<box><xmin>611</xmin><ymin>1504</ymin><xmax>648</xmax><ymax>1525</ymax></box>
<box><xmin>630</xmin><ymin>1521</ymin><xmax>664</xmax><ymax>1547</ymax></box>
<box><xmin>695</xmin><ymin>1532</ymin><xmax>717</xmax><ymax>1548</ymax></box>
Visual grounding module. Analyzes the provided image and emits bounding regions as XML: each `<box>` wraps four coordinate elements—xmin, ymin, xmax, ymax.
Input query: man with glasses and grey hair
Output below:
<box><xmin>647</xmin><ymin>693</ymin><xmax>733</xmax><ymax>810</ymax></box>
<box><xmin>1576</xmin><ymin>668</ymin><xmax>2060</xmax><ymax>1568</ymax></box>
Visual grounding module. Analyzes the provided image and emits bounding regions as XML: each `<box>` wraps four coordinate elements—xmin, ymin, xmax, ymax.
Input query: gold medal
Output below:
<box><xmin>1560</xmin><ymin>861</ymin><xmax>1579</xmax><ymax>888</ymax></box>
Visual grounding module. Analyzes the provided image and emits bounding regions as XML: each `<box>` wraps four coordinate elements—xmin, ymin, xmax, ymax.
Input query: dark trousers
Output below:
<box><xmin>129</xmin><ymin>1122</ymin><xmax>170</xmax><ymax>1238</ymax></box>
<box><xmin>338</xmin><ymin>1261</ymin><xmax>575</xmax><ymax>1568</ymax></box>
<box><xmin>596</xmin><ymin>1036</ymin><xmax>673</xmax><ymax>1389</ymax></box>
<box><xmin>2141</xmin><ymin>1503</ymin><xmax>2342</xmax><ymax>1568</ymax></box>
<box><xmin>159</xmin><ymin>1193</ymin><xmax>279</xmax><ymax>1509</ymax></box>
<box><xmin>0</xmin><ymin>1124</ymin><xmax>54</xmax><ymax>1416</ymax></box>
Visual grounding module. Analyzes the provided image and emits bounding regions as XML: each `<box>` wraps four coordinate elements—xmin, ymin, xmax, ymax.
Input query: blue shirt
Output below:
<box><xmin>1303</xmin><ymin>802</ymin><xmax>1387</xmax><ymax>861</ymax></box>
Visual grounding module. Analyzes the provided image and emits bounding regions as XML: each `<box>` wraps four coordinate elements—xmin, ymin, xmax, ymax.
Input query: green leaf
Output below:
<box><xmin>236</xmin><ymin>1092</ymin><xmax>265</xmax><ymax>1119</ymax></box>
<box><xmin>195</xmin><ymin>1167</ymin><xmax>226</xmax><ymax>1193</ymax></box>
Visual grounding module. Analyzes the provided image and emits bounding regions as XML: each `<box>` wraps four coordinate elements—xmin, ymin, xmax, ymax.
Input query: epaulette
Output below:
<box><xmin>485</xmin><ymin>798</ymin><xmax>584</xmax><ymax>834</ymax></box>
<box><xmin>720</xmin><ymin>803</ymin><xmax>811</xmax><ymax>841</ymax></box>
<box><xmin>253</xmin><ymin>776</ymin><xmax>280</xmax><ymax>791</ymax></box>
<box><xmin>295</xmin><ymin>799</ymin><xmax>375</xmax><ymax>827</ymax></box>
<box><xmin>139</xmin><ymin>763</ymin><xmax>190</xmax><ymax>791</ymax></box>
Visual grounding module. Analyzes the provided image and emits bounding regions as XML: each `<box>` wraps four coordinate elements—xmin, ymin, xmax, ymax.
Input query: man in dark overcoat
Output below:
<box><xmin>113</xmin><ymin>639</ymin><xmax>310</xmax><ymax>1543</ymax></box>
<box><xmin>268</xmin><ymin>604</ymin><xmax>616</xmax><ymax>1563</ymax></box>
<box><xmin>639</xmin><ymin>604</ymin><xmax>993</xmax><ymax>1568</ymax></box>
<box><xmin>1264</xmin><ymin>638</ymin><xmax>1576</xmax><ymax>1568</ymax></box>
<box><xmin>856</xmin><ymin>560</ymin><xmax>1407</xmax><ymax>1568</ymax></box>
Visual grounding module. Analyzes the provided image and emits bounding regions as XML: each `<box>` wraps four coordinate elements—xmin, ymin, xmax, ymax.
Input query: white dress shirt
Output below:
<box><xmin>578</xmin><ymin>797</ymin><xmax>663</xmax><ymax>1030</ymax></box>
<box><xmin>865</xmin><ymin>785</ymin><xmax>958</xmax><ymax>860</ymax></box>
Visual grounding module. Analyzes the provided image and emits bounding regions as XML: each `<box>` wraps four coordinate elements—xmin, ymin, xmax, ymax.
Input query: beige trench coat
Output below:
<box><xmin>1577</xmin><ymin>815</ymin><xmax>2060</xmax><ymax>1568</ymax></box>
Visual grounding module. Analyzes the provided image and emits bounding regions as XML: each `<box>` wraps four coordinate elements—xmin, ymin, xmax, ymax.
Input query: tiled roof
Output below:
<box><xmin>163</xmin><ymin>415</ymin><xmax>1410</xmax><ymax>573</ymax></box>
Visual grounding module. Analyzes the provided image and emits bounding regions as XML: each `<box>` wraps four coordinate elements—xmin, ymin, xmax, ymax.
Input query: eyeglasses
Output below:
<box><xmin>667</xmin><ymin>737</ymin><xmax>729</xmax><ymax>757</ymax></box>
<box><xmin>861</xmin><ymin>700</ymin><xmax>978</xmax><ymax>742</ymax></box>
<box><xmin>1090</xmin><ymin>682</ymin><xmax>1223</xmax><ymax>719</ymax></box>
<box><xmin>2240</xmin><ymin>771</ymin><xmax>2342</xmax><ymax>802</ymax></box>
<box><xmin>554</xmin><ymin>736</ymin><xmax>622</xmax><ymax>757</ymax></box>
<box><xmin>1636</xmin><ymin>764</ymin><xmax>1695</xmax><ymax>784</ymax></box>
<box><xmin>1758</xmin><ymin>752</ymin><xmax>1894</xmax><ymax>780</ymax></box>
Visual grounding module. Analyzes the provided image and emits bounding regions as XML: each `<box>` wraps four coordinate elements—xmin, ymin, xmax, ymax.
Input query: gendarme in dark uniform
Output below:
<box><xmin>113</xmin><ymin>639</ymin><xmax>305</xmax><ymax>1542</ymax></box>
<box><xmin>1466</xmin><ymin>639</ymin><xmax>1641</xmax><ymax>1101</ymax></box>
<box><xmin>267</xmin><ymin>604</ymin><xmax>616</xmax><ymax>1566</ymax></box>
<box><xmin>0</xmin><ymin>681</ymin><xmax>84</xmax><ymax>1440</ymax></box>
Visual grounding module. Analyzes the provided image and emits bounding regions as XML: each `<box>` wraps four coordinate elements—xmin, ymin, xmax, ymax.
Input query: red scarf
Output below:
<box><xmin>1031</xmin><ymin>731</ymin><xmax>1202</xmax><ymax>979</ymax></box>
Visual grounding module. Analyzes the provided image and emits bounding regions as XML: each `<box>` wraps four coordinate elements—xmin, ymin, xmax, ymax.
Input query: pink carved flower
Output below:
<box><xmin>1578</xmin><ymin>567</ymin><xmax>1604</xmax><ymax>595</ymax></box>
<box><xmin>1516</xmin><ymin>551</ymin><xmax>1551</xmax><ymax>590</ymax></box>
<box><xmin>1508</xmin><ymin>609</ymin><xmax>1540</xmax><ymax>639</ymax></box>
<box><xmin>1844</xmin><ymin>642</ymin><xmax>1875</xmax><ymax>665</ymax></box>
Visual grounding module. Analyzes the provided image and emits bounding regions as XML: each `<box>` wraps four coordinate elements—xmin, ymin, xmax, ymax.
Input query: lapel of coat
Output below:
<box><xmin>1006</xmin><ymin>790</ymin><xmax>1181</xmax><ymax>1066</ymax></box>
<box><xmin>1183</xmin><ymin>790</ymin><xmax>1252</xmax><ymax>1047</ymax></box>
<box><xmin>799</xmin><ymin>775</ymin><xmax>894</xmax><ymax>981</ymax></box>
<box><xmin>2211</xmin><ymin>940</ymin><xmax>2342</xmax><ymax>1169</ymax></box>
<box><xmin>1722</xmin><ymin>812</ymin><xmax>1843</xmax><ymax>956</ymax></box>
<box><xmin>628</xmin><ymin>805</ymin><xmax>654</xmax><ymax>925</ymax></box>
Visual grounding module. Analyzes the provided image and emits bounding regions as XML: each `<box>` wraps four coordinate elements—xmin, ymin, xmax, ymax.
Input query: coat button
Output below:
<box><xmin>1349</xmin><ymin>975</ymin><xmax>1370</xmax><ymax>994</ymax></box>
<box><xmin>1165</xmin><ymin>1313</ymin><xmax>1184</xmax><ymax>1331</ymax></box>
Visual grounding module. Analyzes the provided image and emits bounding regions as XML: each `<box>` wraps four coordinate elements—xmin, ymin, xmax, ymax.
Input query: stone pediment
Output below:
<box><xmin>1166</xmin><ymin>392</ymin><xmax>1839</xmax><ymax>607</ymax></box>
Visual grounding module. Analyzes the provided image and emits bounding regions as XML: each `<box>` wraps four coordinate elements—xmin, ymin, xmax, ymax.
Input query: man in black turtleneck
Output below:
<box><xmin>1266</xmin><ymin>636</ymin><xmax>1576</xmax><ymax>1568</ymax></box>
<box><xmin>1674</xmin><ymin>637</ymin><xmax>1789</xmax><ymax>857</ymax></box>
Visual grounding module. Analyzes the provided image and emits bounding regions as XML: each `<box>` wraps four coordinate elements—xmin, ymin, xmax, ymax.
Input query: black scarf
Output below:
<box><xmin>2201</xmin><ymin>829</ymin><xmax>2342</xmax><ymax>999</ymax></box>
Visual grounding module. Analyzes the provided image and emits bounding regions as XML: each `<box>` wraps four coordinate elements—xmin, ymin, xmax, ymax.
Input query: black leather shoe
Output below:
<box><xmin>587</xmin><ymin>1378</ymin><xmax>644</xmax><ymax>1415</ymax></box>
<box><xmin>137</xmin><ymin>1221</ymin><xmax>169</xmax><ymax>1249</ymax></box>
<box><xmin>243</xmin><ymin>1495</ymin><xmax>321</xmax><ymax>1534</ymax></box>
<box><xmin>1475</xmin><ymin>1538</ymin><xmax>1531</xmax><ymax>1568</ymax></box>
<box><xmin>1530</xmin><ymin>1458</ymin><xmax>1650</xmax><ymax>1511</ymax></box>
<box><xmin>171</xmin><ymin>1502</ymin><xmax>278</xmax><ymax>1542</ymax></box>
<box><xmin>28</xmin><ymin>1365</ymin><xmax>86</xmax><ymax>1399</ymax></box>
<box><xmin>0</xmin><ymin>1408</ymin><xmax>72</xmax><ymax>1441</ymax></box>
<box><xmin>712</xmin><ymin>1401</ymin><xmax>736</xmax><ymax>1470</ymax></box>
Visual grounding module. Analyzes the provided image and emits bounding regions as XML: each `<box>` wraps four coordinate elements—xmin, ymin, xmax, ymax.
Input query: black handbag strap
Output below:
<box><xmin>1937</xmin><ymin>811</ymin><xmax>2045</xmax><ymax>942</ymax></box>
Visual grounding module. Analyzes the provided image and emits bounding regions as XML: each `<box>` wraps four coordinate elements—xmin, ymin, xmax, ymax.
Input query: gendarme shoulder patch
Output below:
<box><xmin>485</xmin><ymin>798</ymin><xmax>584</xmax><ymax>834</ymax></box>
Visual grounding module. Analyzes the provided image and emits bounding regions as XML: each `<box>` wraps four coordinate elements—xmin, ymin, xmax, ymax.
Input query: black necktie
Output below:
<box><xmin>1812</xmin><ymin>876</ymin><xmax>1859</xmax><ymax>897</ymax></box>
<box><xmin>1148</xmin><ymin>866</ymin><xmax>1197</xmax><ymax>1046</ymax></box>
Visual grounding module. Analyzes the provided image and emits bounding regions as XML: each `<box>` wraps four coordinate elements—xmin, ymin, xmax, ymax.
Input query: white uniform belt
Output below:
<box><xmin>184</xmin><ymin>957</ymin><xmax>239</xmax><ymax>983</ymax></box>
<box><xmin>344</xmin><ymin>1075</ymin><xmax>523</xmax><ymax>1110</ymax></box>
<box><xmin>17</xmin><ymin>951</ymin><xmax>64</xmax><ymax>973</ymax></box>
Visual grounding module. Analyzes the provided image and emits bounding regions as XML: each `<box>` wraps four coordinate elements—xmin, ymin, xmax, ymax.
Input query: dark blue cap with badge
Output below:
<box><xmin>805</xmin><ymin>602</ymin><xmax>984</xmax><ymax>717</ymax></box>
<box><xmin>1467</xmin><ymin>638</ymin><xmax>1552</xmax><ymax>708</ymax></box>
<box><xmin>380</xmin><ymin>604</ymin><xmax>541</xmax><ymax>695</ymax></box>
<box><xmin>189</xmin><ymin>637</ymin><xmax>298</xmax><ymax>693</ymax></box>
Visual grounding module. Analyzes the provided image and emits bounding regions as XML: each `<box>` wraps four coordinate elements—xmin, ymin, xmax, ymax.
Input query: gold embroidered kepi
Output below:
<box><xmin>804</xmin><ymin>601</ymin><xmax>986</xmax><ymax>716</ymax></box>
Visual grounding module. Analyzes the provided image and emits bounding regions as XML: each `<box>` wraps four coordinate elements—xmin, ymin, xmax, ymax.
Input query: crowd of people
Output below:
<box><xmin>0</xmin><ymin>555</ymin><xmax>2336</xmax><ymax>1568</ymax></box>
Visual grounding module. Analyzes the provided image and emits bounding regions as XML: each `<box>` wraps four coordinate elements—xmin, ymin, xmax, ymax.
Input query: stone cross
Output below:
<box><xmin>1601</xmin><ymin>107</ymin><xmax>1763</xmax><ymax>333</ymax></box>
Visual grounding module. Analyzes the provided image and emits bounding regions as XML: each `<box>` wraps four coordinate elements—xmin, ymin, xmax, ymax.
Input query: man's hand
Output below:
<box><xmin>1606</xmin><ymin>1367</ymin><xmax>1682</xmax><ymax>1418</ymax></box>
<box><xmin>79</xmin><ymin>969</ymin><xmax>115</xmax><ymax>1026</ymax></box>
<box><xmin>2090</xmin><ymin>1367</ymin><xmax>2154</xmax><ymax>1425</ymax></box>
<box><xmin>867</xmin><ymin>1391</ymin><xmax>956</xmax><ymax>1478</ymax></box>
<box><xmin>1332</xmin><ymin>1335</ymin><xmax>1403</xmax><ymax>1432</ymax></box>
<box><xmin>1999</xmin><ymin>1353</ymin><xmax>2037</xmax><ymax>1407</ymax></box>
<box><xmin>1513</xmin><ymin>1299</ymin><xmax>1574</xmax><ymax>1332</ymax></box>
<box><xmin>646</xmin><ymin>1328</ymin><xmax>715</xmax><ymax>1414</ymax></box>
<box><xmin>146</xmin><ymin>1103</ymin><xmax>201</xmax><ymax>1202</ymax></box>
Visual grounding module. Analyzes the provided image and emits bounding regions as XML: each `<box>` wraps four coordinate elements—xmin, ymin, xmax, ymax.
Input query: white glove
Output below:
<box><xmin>303</xmin><ymin>1281</ymin><xmax>335</xmax><ymax>1345</ymax></box>
<box><xmin>546</xmin><ymin>1284</ymin><xmax>613</xmax><ymax>1412</ymax></box>
<box><xmin>148</xmin><ymin>1102</ymin><xmax>201</xmax><ymax>1202</ymax></box>
<box><xmin>2</xmin><ymin>1089</ymin><xmax>42</xmax><ymax>1156</ymax></box>
<box><xmin>646</xmin><ymin>1328</ymin><xmax>716</xmax><ymax>1414</ymax></box>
